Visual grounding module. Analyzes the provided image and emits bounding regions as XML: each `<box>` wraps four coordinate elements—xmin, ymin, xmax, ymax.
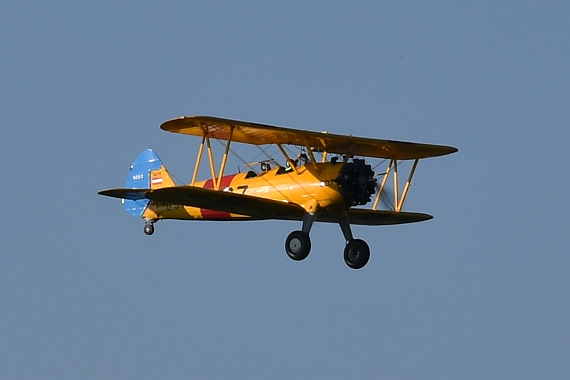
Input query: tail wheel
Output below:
<box><xmin>344</xmin><ymin>239</ymin><xmax>370</xmax><ymax>269</ymax></box>
<box><xmin>285</xmin><ymin>230</ymin><xmax>311</xmax><ymax>261</ymax></box>
<box><xmin>143</xmin><ymin>223</ymin><xmax>155</xmax><ymax>236</ymax></box>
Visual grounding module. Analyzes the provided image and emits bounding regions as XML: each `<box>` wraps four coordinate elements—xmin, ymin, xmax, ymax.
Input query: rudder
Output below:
<box><xmin>124</xmin><ymin>149</ymin><xmax>174</xmax><ymax>216</ymax></box>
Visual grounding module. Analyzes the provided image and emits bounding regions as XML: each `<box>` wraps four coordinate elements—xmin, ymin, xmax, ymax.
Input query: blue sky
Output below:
<box><xmin>1</xmin><ymin>1</ymin><xmax>569</xmax><ymax>378</ymax></box>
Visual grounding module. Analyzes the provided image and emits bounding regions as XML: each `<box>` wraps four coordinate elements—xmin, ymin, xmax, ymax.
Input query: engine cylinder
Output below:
<box><xmin>336</xmin><ymin>159</ymin><xmax>377</xmax><ymax>206</ymax></box>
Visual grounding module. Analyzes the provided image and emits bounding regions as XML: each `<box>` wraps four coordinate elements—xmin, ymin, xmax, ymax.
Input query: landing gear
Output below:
<box><xmin>284</xmin><ymin>212</ymin><xmax>371</xmax><ymax>269</ymax></box>
<box><xmin>285</xmin><ymin>212</ymin><xmax>315</xmax><ymax>262</ymax></box>
<box><xmin>285</xmin><ymin>230</ymin><xmax>311</xmax><ymax>261</ymax></box>
<box><xmin>339</xmin><ymin>216</ymin><xmax>370</xmax><ymax>269</ymax></box>
<box><xmin>143</xmin><ymin>222</ymin><xmax>154</xmax><ymax>235</ymax></box>
<box><xmin>344</xmin><ymin>239</ymin><xmax>370</xmax><ymax>269</ymax></box>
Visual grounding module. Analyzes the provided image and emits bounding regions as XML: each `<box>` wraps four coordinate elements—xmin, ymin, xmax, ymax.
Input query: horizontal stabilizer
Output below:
<box><xmin>147</xmin><ymin>186</ymin><xmax>306</xmax><ymax>219</ymax></box>
<box><xmin>98</xmin><ymin>188</ymin><xmax>150</xmax><ymax>200</ymax></box>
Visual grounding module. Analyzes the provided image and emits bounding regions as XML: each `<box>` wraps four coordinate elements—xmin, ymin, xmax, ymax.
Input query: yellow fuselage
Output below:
<box><xmin>143</xmin><ymin>162</ymin><xmax>346</xmax><ymax>221</ymax></box>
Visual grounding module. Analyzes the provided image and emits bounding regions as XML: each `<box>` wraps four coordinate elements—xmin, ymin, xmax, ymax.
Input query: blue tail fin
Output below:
<box><xmin>124</xmin><ymin>149</ymin><xmax>164</xmax><ymax>217</ymax></box>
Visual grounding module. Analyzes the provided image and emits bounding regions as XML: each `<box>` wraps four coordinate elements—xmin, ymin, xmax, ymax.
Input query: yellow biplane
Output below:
<box><xmin>99</xmin><ymin>116</ymin><xmax>457</xmax><ymax>269</ymax></box>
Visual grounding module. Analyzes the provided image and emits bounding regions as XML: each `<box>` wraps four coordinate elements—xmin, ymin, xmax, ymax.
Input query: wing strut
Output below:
<box><xmin>372</xmin><ymin>158</ymin><xmax>420</xmax><ymax>212</ymax></box>
<box><xmin>372</xmin><ymin>160</ymin><xmax>393</xmax><ymax>210</ymax></box>
<box><xmin>393</xmin><ymin>159</ymin><xmax>399</xmax><ymax>210</ymax></box>
<box><xmin>190</xmin><ymin>125</ymin><xmax>235</xmax><ymax>189</ymax></box>
<box><xmin>216</xmin><ymin>125</ymin><xmax>234</xmax><ymax>190</ymax></box>
<box><xmin>277</xmin><ymin>144</ymin><xmax>298</xmax><ymax>174</ymax></box>
<box><xmin>205</xmin><ymin>132</ymin><xmax>217</xmax><ymax>183</ymax></box>
<box><xmin>304</xmin><ymin>142</ymin><xmax>319</xmax><ymax>171</ymax></box>
<box><xmin>191</xmin><ymin>134</ymin><xmax>206</xmax><ymax>186</ymax></box>
<box><xmin>397</xmin><ymin>158</ymin><xmax>419</xmax><ymax>211</ymax></box>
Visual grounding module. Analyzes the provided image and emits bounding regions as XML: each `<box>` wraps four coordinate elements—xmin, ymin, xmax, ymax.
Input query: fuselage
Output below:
<box><xmin>142</xmin><ymin>162</ymin><xmax>354</xmax><ymax>221</ymax></box>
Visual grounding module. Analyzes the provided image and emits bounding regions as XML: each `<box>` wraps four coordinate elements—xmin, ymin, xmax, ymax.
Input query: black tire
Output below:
<box><xmin>344</xmin><ymin>239</ymin><xmax>370</xmax><ymax>269</ymax></box>
<box><xmin>285</xmin><ymin>230</ymin><xmax>311</xmax><ymax>261</ymax></box>
<box><xmin>143</xmin><ymin>223</ymin><xmax>154</xmax><ymax>236</ymax></box>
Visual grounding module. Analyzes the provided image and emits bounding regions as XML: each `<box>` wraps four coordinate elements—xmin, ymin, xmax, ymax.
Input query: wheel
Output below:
<box><xmin>285</xmin><ymin>230</ymin><xmax>311</xmax><ymax>261</ymax></box>
<box><xmin>143</xmin><ymin>223</ymin><xmax>154</xmax><ymax>236</ymax></box>
<box><xmin>344</xmin><ymin>239</ymin><xmax>370</xmax><ymax>269</ymax></box>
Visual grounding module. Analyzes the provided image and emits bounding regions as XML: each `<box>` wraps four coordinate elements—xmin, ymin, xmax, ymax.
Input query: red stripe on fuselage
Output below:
<box><xmin>200</xmin><ymin>174</ymin><xmax>237</xmax><ymax>220</ymax></box>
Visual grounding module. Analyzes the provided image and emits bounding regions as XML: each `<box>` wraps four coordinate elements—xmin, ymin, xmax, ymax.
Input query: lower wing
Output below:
<box><xmin>99</xmin><ymin>187</ymin><xmax>431</xmax><ymax>224</ymax></box>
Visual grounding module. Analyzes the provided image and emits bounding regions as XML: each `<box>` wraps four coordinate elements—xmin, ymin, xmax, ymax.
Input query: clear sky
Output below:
<box><xmin>2</xmin><ymin>1</ymin><xmax>569</xmax><ymax>378</ymax></box>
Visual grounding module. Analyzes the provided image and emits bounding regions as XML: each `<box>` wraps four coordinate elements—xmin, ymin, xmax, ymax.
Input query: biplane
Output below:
<box><xmin>99</xmin><ymin>116</ymin><xmax>457</xmax><ymax>269</ymax></box>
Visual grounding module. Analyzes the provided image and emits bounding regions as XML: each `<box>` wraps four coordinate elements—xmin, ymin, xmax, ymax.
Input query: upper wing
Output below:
<box><xmin>161</xmin><ymin>115</ymin><xmax>458</xmax><ymax>160</ymax></box>
<box><xmin>146</xmin><ymin>186</ymin><xmax>306</xmax><ymax>219</ymax></box>
<box><xmin>317</xmin><ymin>208</ymin><xmax>433</xmax><ymax>225</ymax></box>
